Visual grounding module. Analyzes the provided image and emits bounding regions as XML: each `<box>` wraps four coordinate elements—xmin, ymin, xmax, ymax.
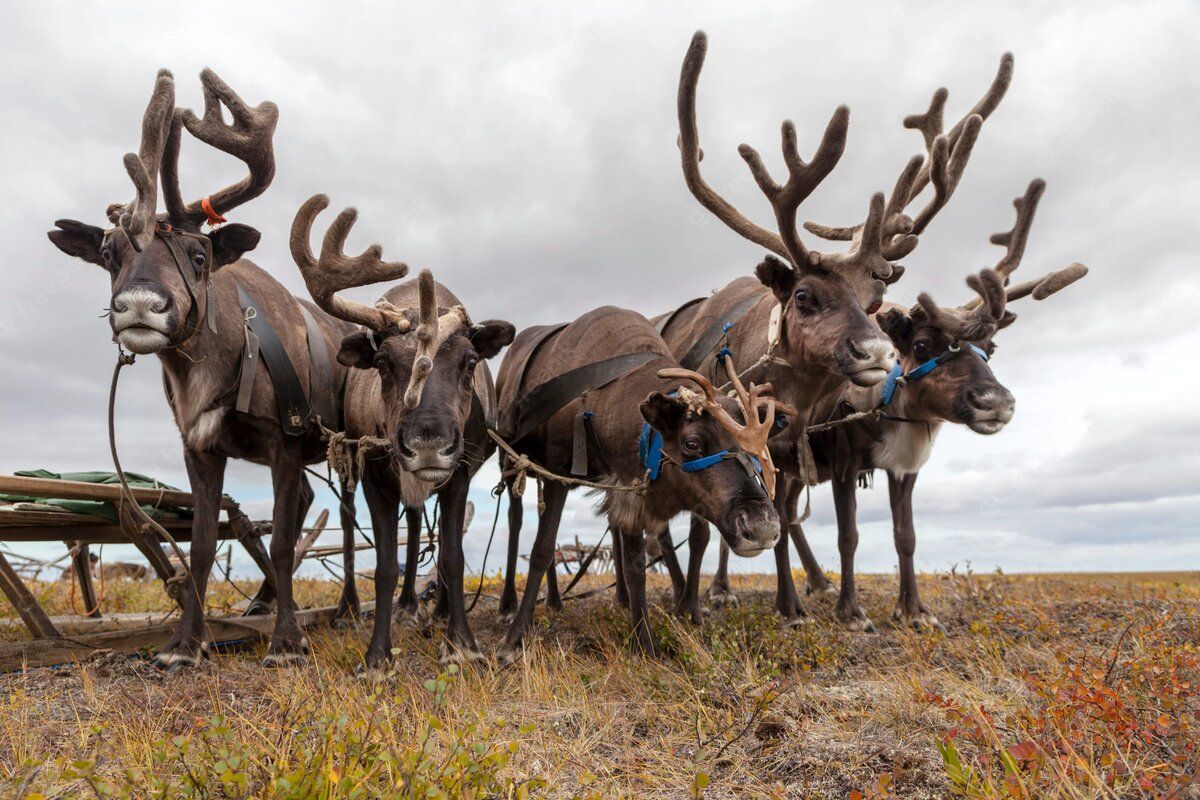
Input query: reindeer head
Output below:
<box><xmin>678</xmin><ymin>32</ymin><xmax>1013</xmax><ymax>389</ymax></box>
<box><xmin>877</xmin><ymin>180</ymin><xmax>1088</xmax><ymax>434</ymax></box>
<box><xmin>642</xmin><ymin>359</ymin><xmax>796</xmax><ymax>556</ymax></box>
<box><xmin>48</xmin><ymin>69</ymin><xmax>276</xmax><ymax>354</ymax></box>
<box><xmin>291</xmin><ymin>196</ymin><xmax>514</xmax><ymax>484</ymax></box>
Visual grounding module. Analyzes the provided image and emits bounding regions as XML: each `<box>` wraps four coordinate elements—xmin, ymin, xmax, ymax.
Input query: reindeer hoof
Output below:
<box><xmin>707</xmin><ymin>590</ymin><xmax>739</xmax><ymax>609</ymax></box>
<box><xmin>262</xmin><ymin>650</ymin><xmax>308</xmax><ymax>668</ymax></box>
<box><xmin>243</xmin><ymin>599</ymin><xmax>273</xmax><ymax>616</ymax></box>
<box><xmin>895</xmin><ymin>607</ymin><xmax>945</xmax><ymax>633</ymax></box>
<box><xmin>807</xmin><ymin>582</ymin><xmax>838</xmax><ymax>598</ymax></box>
<box><xmin>153</xmin><ymin>651</ymin><xmax>199</xmax><ymax>671</ymax></box>
<box><xmin>841</xmin><ymin>615</ymin><xmax>876</xmax><ymax>633</ymax></box>
<box><xmin>331</xmin><ymin>615</ymin><xmax>361</xmax><ymax>631</ymax></box>
<box><xmin>779</xmin><ymin>614</ymin><xmax>812</xmax><ymax>630</ymax></box>
<box><xmin>496</xmin><ymin>644</ymin><xmax>524</xmax><ymax>668</ymax></box>
<box><xmin>439</xmin><ymin>641</ymin><xmax>486</xmax><ymax>667</ymax></box>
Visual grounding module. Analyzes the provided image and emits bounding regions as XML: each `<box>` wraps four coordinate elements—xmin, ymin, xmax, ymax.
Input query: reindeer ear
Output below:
<box><xmin>876</xmin><ymin>308</ymin><xmax>915</xmax><ymax>352</ymax></box>
<box><xmin>755</xmin><ymin>255</ymin><xmax>797</xmax><ymax>302</ymax></box>
<box><xmin>469</xmin><ymin>320</ymin><xmax>516</xmax><ymax>359</ymax></box>
<box><xmin>208</xmin><ymin>223</ymin><xmax>261</xmax><ymax>268</ymax></box>
<box><xmin>996</xmin><ymin>311</ymin><xmax>1017</xmax><ymax>330</ymax></box>
<box><xmin>47</xmin><ymin>220</ymin><xmax>106</xmax><ymax>267</ymax></box>
<box><xmin>336</xmin><ymin>332</ymin><xmax>378</xmax><ymax>369</ymax></box>
<box><xmin>639</xmin><ymin>392</ymin><xmax>689</xmax><ymax>437</ymax></box>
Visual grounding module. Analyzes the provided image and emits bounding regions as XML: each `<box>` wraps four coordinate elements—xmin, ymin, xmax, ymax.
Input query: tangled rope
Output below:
<box><xmin>322</xmin><ymin>425</ymin><xmax>394</xmax><ymax>494</ymax></box>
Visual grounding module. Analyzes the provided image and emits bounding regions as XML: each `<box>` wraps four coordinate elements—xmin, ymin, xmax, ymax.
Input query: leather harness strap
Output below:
<box><xmin>497</xmin><ymin>322</ymin><xmax>568</xmax><ymax>438</ymax></box>
<box><xmin>654</xmin><ymin>296</ymin><xmax>705</xmax><ymax>336</ymax></box>
<box><xmin>300</xmin><ymin>305</ymin><xmax>337</xmax><ymax>429</ymax></box>
<box><xmin>512</xmin><ymin>351</ymin><xmax>659</xmax><ymax>443</ymax></box>
<box><xmin>679</xmin><ymin>295</ymin><xmax>760</xmax><ymax>370</ymax></box>
<box><xmin>237</xmin><ymin>284</ymin><xmax>311</xmax><ymax>436</ymax></box>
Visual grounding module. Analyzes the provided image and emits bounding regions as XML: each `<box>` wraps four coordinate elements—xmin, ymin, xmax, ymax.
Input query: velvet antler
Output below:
<box><xmin>402</xmin><ymin>270</ymin><xmax>470</xmax><ymax>409</ymax></box>
<box><xmin>161</xmin><ymin>69</ymin><xmax>278</xmax><ymax>229</ymax></box>
<box><xmin>112</xmin><ymin>70</ymin><xmax>176</xmax><ymax>252</ymax></box>
<box><xmin>290</xmin><ymin>194</ymin><xmax>411</xmax><ymax>332</ymax></box>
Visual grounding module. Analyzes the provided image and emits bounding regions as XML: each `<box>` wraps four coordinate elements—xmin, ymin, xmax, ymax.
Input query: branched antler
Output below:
<box><xmin>806</xmin><ymin>52</ymin><xmax>1012</xmax><ymax>259</ymax></box>
<box><xmin>113</xmin><ymin>70</ymin><xmax>176</xmax><ymax>252</ymax></box>
<box><xmin>678</xmin><ymin>31</ymin><xmax>864</xmax><ymax>279</ymax></box>
<box><xmin>290</xmin><ymin>194</ymin><xmax>411</xmax><ymax>332</ymax></box>
<box><xmin>162</xmin><ymin>69</ymin><xmax>279</xmax><ymax>229</ymax></box>
<box><xmin>657</xmin><ymin>356</ymin><xmax>796</xmax><ymax>498</ymax></box>
<box><xmin>916</xmin><ymin>268</ymin><xmax>1010</xmax><ymax>341</ymax></box>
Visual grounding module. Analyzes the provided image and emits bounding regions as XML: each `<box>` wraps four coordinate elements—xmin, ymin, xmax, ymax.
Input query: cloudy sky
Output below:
<box><xmin>1</xmin><ymin>1</ymin><xmax>1197</xmax><ymax>580</ymax></box>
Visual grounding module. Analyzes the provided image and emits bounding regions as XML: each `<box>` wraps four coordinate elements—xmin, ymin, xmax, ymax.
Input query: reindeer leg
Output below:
<box><xmin>497</xmin><ymin>477</ymin><xmax>522</xmax><ymax>621</ymax></box>
<box><xmin>360</xmin><ymin>469</ymin><xmax>400</xmax><ymax>670</ymax></box>
<box><xmin>618</xmin><ymin>527</ymin><xmax>658</xmax><ymax>657</ymax></box>
<box><xmin>831</xmin><ymin>471</ymin><xmax>875</xmax><ymax>633</ymax></box>
<box><xmin>396</xmin><ymin>505</ymin><xmax>423</xmax><ymax>625</ymax></box>
<box><xmin>436</xmin><ymin>468</ymin><xmax>483</xmax><ymax>665</ymax></box>
<box><xmin>611</xmin><ymin>529</ymin><xmax>630</xmax><ymax>608</ymax></box>
<box><xmin>888</xmin><ymin>471</ymin><xmax>942</xmax><ymax>632</ymax></box>
<box><xmin>772</xmin><ymin>487</ymin><xmax>808</xmax><ymax>627</ymax></box>
<box><xmin>707</xmin><ymin>532</ymin><xmax>738</xmax><ymax>608</ymax></box>
<box><xmin>782</xmin><ymin>481</ymin><xmax>834</xmax><ymax>596</ymax></box>
<box><xmin>498</xmin><ymin>482</ymin><xmax>567</xmax><ymax>663</ymax></box>
<box><xmin>263</xmin><ymin>450</ymin><xmax>311</xmax><ymax>666</ymax></box>
<box><xmin>153</xmin><ymin>449</ymin><xmax>225</xmax><ymax>671</ymax></box>
<box><xmin>333</xmin><ymin>478</ymin><xmax>361</xmax><ymax>628</ymax></box>
<box><xmin>544</xmin><ymin>556</ymin><xmax>563</xmax><ymax>612</ymax></box>
<box><xmin>655</xmin><ymin>525</ymin><xmax>687</xmax><ymax>607</ymax></box>
<box><xmin>678</xmin><ymin>515</ymin><xmax>710</xmax><ymax>624</ymax></box>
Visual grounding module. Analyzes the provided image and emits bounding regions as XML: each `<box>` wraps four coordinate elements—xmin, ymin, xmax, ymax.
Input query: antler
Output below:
<box><xmin>677</xmin><ymin>31</ymin><xmax>851</xmax><ymax>274</ymax></box>
<box><xmin>806</xmin><ymin>53</ymin><xmax>1012</xmax><ymax>257</ymax></box>
<box><xmin>916</xmin><ymin>268</ymin><xmax>1010</xmax><ymax>341</ymax></box>
<box><xmin>402</xmin><ymin>270</ymin><xmax>470</xmax><ymax>409</ymax></box>
<box><xmin>289</xmin><ymin>194</ymin><xmax>411</xmax><ymax>332</ymax></box>
<box><xmin>161</xmin><ymin>69</ymin><xmax>278</xmax><ymax>229</ymax></box>
<box><xmin>657</xmin><ymin>357</ymin><xmax>796</xmax><ymax>498</ymax></box>
<box><xmin>112</xmin><ymin>69</ymin><xmax>176</xmax><ymax>252</ymax></box>
<box><xmin>962</xmin><ymin>179</ymin><xmax>1087</xmax><ymax>311</ymax></box>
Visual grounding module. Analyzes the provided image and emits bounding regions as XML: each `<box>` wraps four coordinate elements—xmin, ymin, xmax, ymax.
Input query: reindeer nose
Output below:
<box><xmin>967</xmin><ymin>385</ymin><xmax>1015</xmax><ymax>413</ymax></box>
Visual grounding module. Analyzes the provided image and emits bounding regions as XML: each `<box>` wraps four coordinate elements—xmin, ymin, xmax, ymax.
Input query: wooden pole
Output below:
<box><xmin>0</xmin><ymin>474</ymin><xmax>238</xmax><ymax>512</ymax></box>
<box><xmin>67</xmin><ymin>541</ymin><xmax>101</xmax><ymax>618</ymax></box>
<box><xmin>0</xmin><ymin>550</ymin><xmax>59</xmax><ymax>639</ymax></box>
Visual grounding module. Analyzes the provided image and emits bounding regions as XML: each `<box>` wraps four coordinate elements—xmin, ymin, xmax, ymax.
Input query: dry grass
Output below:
<box><xmin>1</xmin><ymin>569</ymin><xmax>1198</xmax><ymax>798</ymax></box>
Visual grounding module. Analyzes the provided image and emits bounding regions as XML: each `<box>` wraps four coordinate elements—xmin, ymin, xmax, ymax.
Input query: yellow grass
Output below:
<box><xmin>1</xmin><ymin>569</ymin><xmax>1197</xmax><ymax>798</ymax></box>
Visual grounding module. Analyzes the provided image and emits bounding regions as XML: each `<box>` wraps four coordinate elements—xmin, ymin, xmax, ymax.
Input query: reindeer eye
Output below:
<box><xmin>101</xmin><ymin>247</ymin><xmax>112</xmax><ymax>263</ymax></box>
<box><xmin>192</xmin><ymin>252</ymin><xmax>206</xmax><ymax>268</ymax></box>
<box><xmin>794</xmin><ymin>289</ymin><xmax>808</xmax><ymax>303</ymax></box>
<box><xmin>465</xmin><ymin>357</ymin><xmax>479</xmax><ymax>373</ymax></box>
<box><xmin>683</xmin><ymin>438</ymin><xmax>702</xmax><ymax>453</ymax></box>
<box><xmin>914</xmin><ymin>342</ymin><xmax>931</xmax><ymax>358</ymax></box>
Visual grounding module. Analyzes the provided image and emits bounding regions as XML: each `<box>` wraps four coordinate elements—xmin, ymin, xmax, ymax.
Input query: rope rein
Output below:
<box><xmin>109</xmin><ymin>351</ymin><xmax>192</xmax><ymax>605</ymax></box>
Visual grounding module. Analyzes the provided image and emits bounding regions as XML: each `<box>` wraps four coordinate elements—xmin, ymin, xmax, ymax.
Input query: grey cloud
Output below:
<box><xmin>1</xmin><ymin>1</ymin><xmax>1196</xmax><ymax>574</ymax></box>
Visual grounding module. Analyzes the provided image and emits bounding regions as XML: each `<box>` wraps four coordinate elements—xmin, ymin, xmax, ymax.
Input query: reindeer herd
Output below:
<box><xmin>45</xmin><ymin>32</ymin><xmax>1087</xmax><ymax>670</ymax></box>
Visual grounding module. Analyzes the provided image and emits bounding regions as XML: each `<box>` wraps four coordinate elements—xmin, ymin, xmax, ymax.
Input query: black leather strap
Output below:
<box><xmin>679</xmin><ymin>295</ymin><xmax>760</xmax><ymax>370</ymax></box>
<box><xmin>512</xmin><ymin>351</ymin><xmax>659</xmax><ymax>443</ymax></box>
<box><xmin>237</xmin><ymin>284</ymin><xmax>310</xmax><ymax>436</ymax></box>
<box><xmin>300</xmin><ymin>305</ymin><xmax>337</xmax><ymax>430</ymax></box>
<box><xmin>497</xmin><ymin>322</ymin><xmax>568</xmax><ymax>438</ymax></box>
<box><xmin>655</xmin><ymin>295</ymin><xmax>705</xmax><ymax>336</ymax></box>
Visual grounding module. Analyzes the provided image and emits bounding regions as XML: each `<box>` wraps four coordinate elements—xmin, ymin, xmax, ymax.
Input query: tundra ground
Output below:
<box><xmin>1</xmin><ymin>569</ymin><xmax>1197</xmax><ymax>798</ymax></box>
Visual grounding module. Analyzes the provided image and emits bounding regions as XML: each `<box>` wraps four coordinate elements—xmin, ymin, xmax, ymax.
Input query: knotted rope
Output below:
<box><xmin>486</xmin><ymin>429</ymin><xmax>648</xmax><ymax>496</ymax></box>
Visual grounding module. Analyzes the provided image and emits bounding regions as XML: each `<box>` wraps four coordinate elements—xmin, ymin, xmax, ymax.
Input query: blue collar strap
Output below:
<box><xmin>880</xmin><ymin>342</ymin><xmax>989</xmax><ymax>407</ymax></box>
<box><xmin>639</xmin><ymin>422</ymin><xmax>762</xmax><ymax>480</ymax></box>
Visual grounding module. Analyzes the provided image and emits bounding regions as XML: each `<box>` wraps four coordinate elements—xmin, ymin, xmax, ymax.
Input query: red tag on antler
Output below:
<box><xmin>201</xmin><ymin>197</ymin><xmax>227</xmax><ymax>227</ymax></box>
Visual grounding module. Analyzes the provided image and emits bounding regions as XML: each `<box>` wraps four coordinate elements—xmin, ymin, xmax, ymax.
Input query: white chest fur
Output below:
<box><xmin>870</xmin><ymin>420</ymin><xmax>942</xmax><ymax>476</ymax></box>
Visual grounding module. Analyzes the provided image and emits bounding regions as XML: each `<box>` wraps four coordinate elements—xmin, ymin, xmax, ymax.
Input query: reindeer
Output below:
<box><xmin>652</xmin><ymin>33</ymin><xmax>1007</xmax><ymax>624</ymax></box>
<box><xmin>46</xmin><ymin>70</ymin><xmax>359</xmax><ymax>668</ymax></box>
<box><xmin>494</xmin><ymin>306</ymin><xmax>788</xmax><ymax>658</ymax></box>
<box><xmin>707</xmin><ymin>179</ymin><xmax>1088</xmax><ymax>631</ymax></box>
<box><xmin>290</xmin><ymin>195</ymin><xmax>514</xmax><ymax>667</ymax></box>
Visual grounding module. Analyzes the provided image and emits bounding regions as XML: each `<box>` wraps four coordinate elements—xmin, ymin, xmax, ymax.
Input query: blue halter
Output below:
<box><xmin>880</xmin><ymin>342</ymin><xmax>989</xmax><ymax>407</ymax></box>
<box><xmin>638</xmin><ymin>422</ymin><xmax>763</xmax><ymax>480</ymax></box>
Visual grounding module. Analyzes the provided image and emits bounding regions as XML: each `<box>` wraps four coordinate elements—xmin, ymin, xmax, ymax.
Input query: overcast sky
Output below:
<box><xmin>1</xmin><ymin>1</ymin><xmax>1197</xmax><ymax>580</ymax></box>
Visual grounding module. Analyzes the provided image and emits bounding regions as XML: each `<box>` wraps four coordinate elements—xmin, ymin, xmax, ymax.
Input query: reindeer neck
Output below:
<box><xmin>584</xmin><ymin>358</ymin><xmax>678</xmax><ymax>479</ymax></box>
